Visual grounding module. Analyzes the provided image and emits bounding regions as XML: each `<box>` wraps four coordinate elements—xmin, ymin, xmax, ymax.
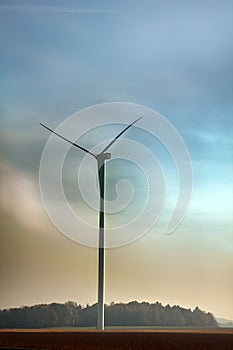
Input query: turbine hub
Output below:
<box><xmin>96</xmin><ymin>152</ymin><xmax>111</xmax><ymax>161</ymax></box>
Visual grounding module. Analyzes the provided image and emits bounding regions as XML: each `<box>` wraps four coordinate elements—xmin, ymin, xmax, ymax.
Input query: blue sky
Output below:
<box><xmin>0</xmin><ymin>0</ymin><xmax>233</xmax><ymax>320</ymax></box>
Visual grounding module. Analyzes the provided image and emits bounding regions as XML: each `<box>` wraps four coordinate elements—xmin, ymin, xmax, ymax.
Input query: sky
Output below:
<box><xmin>0</xmin><ymin>0</ymin><xmax>233</xmax><ymax>320</ymax></box>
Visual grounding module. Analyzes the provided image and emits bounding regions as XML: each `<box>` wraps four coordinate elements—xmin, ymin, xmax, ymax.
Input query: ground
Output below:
<box><xmin>0</xmin><ymin>329</ymin><xmax>233</xmax><ymax>350</ymax></box>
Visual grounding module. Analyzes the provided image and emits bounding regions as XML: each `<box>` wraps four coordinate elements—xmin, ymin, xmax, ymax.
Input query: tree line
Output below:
<box><xmin>0</xmin><ymin>301</ymin><xmax>218</xmax><ymax>328</ymax></box>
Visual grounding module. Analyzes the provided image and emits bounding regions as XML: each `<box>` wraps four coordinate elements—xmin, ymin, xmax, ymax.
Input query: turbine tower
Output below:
<box><xmin>40</xmin><ymin>116</ymin><xmax>142</xmax><ymax>330</ymax></box>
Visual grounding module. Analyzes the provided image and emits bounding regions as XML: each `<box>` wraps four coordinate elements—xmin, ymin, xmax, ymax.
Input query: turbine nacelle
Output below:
<box><xmin>96</xmin><ymin>152</ymin><xmax>111</xmax><ymax>166</ymax></box>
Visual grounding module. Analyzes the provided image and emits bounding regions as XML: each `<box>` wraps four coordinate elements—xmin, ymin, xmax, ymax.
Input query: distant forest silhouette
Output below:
<box><xmin>0</xmin><ymin>301</ymin><xmax>218</xmax><ymax>328</ymax></box>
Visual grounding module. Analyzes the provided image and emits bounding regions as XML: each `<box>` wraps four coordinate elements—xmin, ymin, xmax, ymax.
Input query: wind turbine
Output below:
<box><xmin>40</xmin><ymin>116</ymin><xmax>142</xmax><ymax>330</ymax></box>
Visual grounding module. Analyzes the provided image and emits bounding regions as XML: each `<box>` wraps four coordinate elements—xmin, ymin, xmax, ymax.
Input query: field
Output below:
<box><xmin>0</xmin><ymin>329</ymin><xmax>233</xmax><ymax>350</ymax></box>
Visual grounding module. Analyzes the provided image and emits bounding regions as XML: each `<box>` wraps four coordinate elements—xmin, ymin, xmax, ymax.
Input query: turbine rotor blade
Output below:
<box><xmin>39</xmin><ymin>123</ymin><xmax>96</xmax><ymax>158</ymax></box>
<box><xmin>100</xmin><ymin>116</ymin><xmax>142</xmax><ymax>154</ymax></box>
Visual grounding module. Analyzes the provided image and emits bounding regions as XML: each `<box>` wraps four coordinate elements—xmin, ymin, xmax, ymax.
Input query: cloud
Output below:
<box><xmin>0</xmin><ymin>159</ymin><xmax>47</xmax><ymax>232</ymax></box>
<box><xmin>187</xmin><ymin>129</ymin><xmax>233</xmax><ymax>144</ymax></box>
<box><xmin>0</xmin><ymin>5</ymin><xmax>115</xmax><ymax>14</ymax></box>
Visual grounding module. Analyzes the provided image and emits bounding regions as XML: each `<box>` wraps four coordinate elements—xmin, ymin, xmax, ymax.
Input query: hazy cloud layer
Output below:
<box><xmin>0</xmin><ymin>159</ymin><xmax>47</xmax><ymax>231</ymax></box>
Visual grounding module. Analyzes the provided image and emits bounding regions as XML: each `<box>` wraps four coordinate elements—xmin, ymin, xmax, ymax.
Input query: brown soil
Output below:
<box><xmin>0</xmin><ymin>329</ymin><xmax>232</xmax><ymax>350</ymax></box>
